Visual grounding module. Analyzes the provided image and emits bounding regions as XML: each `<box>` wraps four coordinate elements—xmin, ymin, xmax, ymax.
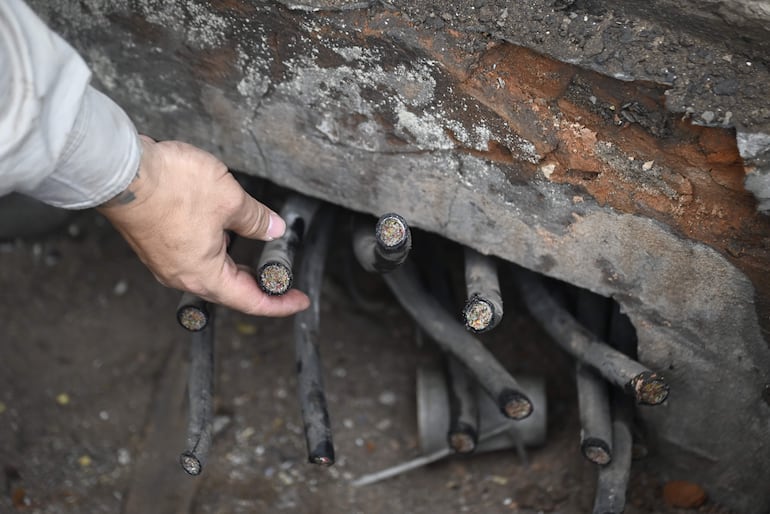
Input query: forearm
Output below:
<box><xmin>0</xmin><ymin>0</ymin><xmax>140</xmax><ymax>209</ymax></box>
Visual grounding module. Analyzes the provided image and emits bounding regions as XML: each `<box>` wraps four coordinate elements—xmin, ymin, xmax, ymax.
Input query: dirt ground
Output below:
<box><xmin>0</xmin><ymin>206</ymin><xmax>734</xmax><ymax>514</ymax></box>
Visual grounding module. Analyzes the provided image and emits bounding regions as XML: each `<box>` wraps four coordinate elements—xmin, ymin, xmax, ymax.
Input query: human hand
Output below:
<box><xmin>97</xmin><ymin>136</ymin><xmax>310</xmax><ymax>317</ymax></box>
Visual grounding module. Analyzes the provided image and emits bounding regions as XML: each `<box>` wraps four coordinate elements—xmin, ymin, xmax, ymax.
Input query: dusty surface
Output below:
<box><xmin>0</xmin><ymin>207</ymin><xmax>737</xmax><ymax>514</ymax></box>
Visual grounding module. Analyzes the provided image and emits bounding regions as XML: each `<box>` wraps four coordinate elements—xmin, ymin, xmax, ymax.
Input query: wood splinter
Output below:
<box><xmin>255</xmin><ymin>195</ymin><xmax>320</xmax><ymax>295</ymax></box>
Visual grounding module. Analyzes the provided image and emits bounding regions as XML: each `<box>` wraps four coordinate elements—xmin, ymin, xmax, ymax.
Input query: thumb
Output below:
<box><xmin>226</xmin><ymin>188</ymin><xmax>286</xmax><ymax>241</ymax></box>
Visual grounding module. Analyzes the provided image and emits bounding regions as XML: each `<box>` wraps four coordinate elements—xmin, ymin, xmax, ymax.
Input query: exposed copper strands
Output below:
<box><xmin>255</xmin><ymin>195</ymin><xmax>320</xmax><ymax>295</ymax></box>
<box><xmin>352</xmin><ymin>213</ymin><xmax>412</xmax><ymax>274</ymax></box>
<box><xmin>176</xmin><ymin>292</ymin><xmax>210</xmax><ymax>332</ymax></box>
<box><xmin>462</xmin><ymin>248</ymin><xmax>503</xmax><ymax>333</ymax></box>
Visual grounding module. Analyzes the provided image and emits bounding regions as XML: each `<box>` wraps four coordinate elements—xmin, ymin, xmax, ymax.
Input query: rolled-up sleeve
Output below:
<box><xmin>0</xmin><ymin>0</ymin><xmax>141</xmax><ymax>209</ymax></box>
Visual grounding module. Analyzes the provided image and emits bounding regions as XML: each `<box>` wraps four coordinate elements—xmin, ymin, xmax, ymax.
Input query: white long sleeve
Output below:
<box><xmin>0</xmin><ymin>0</ymin><xmax>141</xmax><ymax>209</ymax></box>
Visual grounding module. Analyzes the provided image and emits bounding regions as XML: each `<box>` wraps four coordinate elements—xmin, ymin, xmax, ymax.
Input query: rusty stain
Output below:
<box><xmin>177</xmin><ymin>45</ymin><xmax>239</xmax><ymax>83</ymax></box>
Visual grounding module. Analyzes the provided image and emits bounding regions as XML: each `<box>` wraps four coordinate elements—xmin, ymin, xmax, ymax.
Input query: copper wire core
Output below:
<box><xmin>504</xmin><ymin>396</ymin><xmax>533</xmax><ymax>420</ymax></box>
<box><xmin>464</xmin><ymin>299</ymin><xmax>494</xmax><ymax>331</ymax></box>
<box><xmin>449</xmin><ymin>432</ymin><xmax>477</xmax><ymax>454</ymax></box>
<box><xmin>632</xmin><ymin>372</ymin><xmax>670</xmax><ymax>405</ymax></box>
<box><xmin>259</xmin><ymin>263</ymin><xmax>291</xmax><ymax>295</ymax></box>
<box><xmin>178</xmin><ymin>307</ymin><xmax>207</xmax><ymax>331</ymax></box>
<box><xmin>377</xmin><ymin>217</ymin><xmax>407</xmax><ymax>248</ymax></box>
<box><xmin>180</xmin><ymin>452</ymin><xmax>202</xmax><ymax>476</ymax></box>
<box><xmin>584</xmin><ymin>445</ymin><xmax>612</xmax><ymax>465</ymax></box>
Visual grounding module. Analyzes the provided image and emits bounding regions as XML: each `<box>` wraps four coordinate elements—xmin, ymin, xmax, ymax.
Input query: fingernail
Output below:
<box><xmin>266</xmin><ymin>212</ymin><xmax>286</xmax><ymax>241</ymax></box>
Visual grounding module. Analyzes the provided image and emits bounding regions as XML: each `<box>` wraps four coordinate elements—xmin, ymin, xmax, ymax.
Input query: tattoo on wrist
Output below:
<box><xmin>99</xmin><ymin>170</ymin><xmax>140</xmax><ymax>208</ymax></box>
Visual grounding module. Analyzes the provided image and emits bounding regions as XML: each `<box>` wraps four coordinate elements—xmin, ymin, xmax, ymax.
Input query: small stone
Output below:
<box><xmin>663</xmin><ymin>480</ymin><xmax>707</xmax><ymax>509</ymax></box>
<box><xmin>78</xmin><ymin>455</ymin><xmax>92</xmax><ymax>468</ymax></box>
<box><xmin>277</xmin><ymin>471</ymin><xmax>294</xmax><ymax>485</ymax></box>
<box><xmin>343</xmin><ymin>418</ymin><xmax>354</xmax><ymax>429</ymax></box>
<box><xmin>99</xmin><ymin>410</ymin><xmax>109</xmax><ymax>421</ymax></box>
<box><xmin>117</xmin><ymin>448</ymin><xmax>131</xmax><ymax>466</ymax></box>
<box><xmin>67</xmin><ymin>223</ymin><xmax>81</xmax><ymax>238</ymax></box>
<box><xmin>213</xmin><ymin>415</ymin><xmax>232</xmax><ymax>435</ymax></box>
<box><xmin>236</xmin><ymin>427</ymin><xmax>256</xmax><ymax>444</ymax></box>
<box><xmin>236</xmin><ymin>322</ymin><xmax>257</xmax><ymax>335</ymax></box>
<box><xmin>113</xmin><ymin>280</ymin><xmax>128</xmax><ymax>296</ymax></box>
<box><xmin>701</xmin><ymin>111</ymin><xmax>715</xmax><ymax>124</ymax></box>
<box><xmin>488</xmin><ymin>475</ymin><xmax>508</xmax><ymax>485</ymax></box>
<box><xmin>56</xmin><ymin>393</ymin><xmax>71</xmax><ymax>406</ymax></box>
<box><xmin>642</xmin><ymin>160</ymin><xmax>654</xmax><ymax>171</ymax></box>
<box><xmin>378</xmin><ymin>391</ymin><xmax>397</xmax><ymax>406</ymax></box>
<box><xmin>0</xmin><ymin>402</ymin><xmax>5</xmax><ymax>414</ymax></box>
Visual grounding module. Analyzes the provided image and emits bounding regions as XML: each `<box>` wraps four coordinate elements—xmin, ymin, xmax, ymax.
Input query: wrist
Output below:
<box><xmin>96</xmin><ymin>136</ymin><xmax>155</xmax><ymax>211</ymax></box>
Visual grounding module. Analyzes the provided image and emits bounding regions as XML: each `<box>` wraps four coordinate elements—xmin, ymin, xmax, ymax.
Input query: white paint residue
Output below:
<box><xmin>139</xmin><ymin>0</ymin><xmax>227</xmax><ymax>48</ymax></box>
<box><xmin>395</xmin><ymin>107</ymin><xmax>453</xmax><ymax>150</ymax></box>
<box><xmin>331</xmin><ymin>46</ymin><xmax>380</xmax><ymax>62</ymax></box>
<box><xmin>86</xmin><ymin>49</ymin><xmax>119</xmax><ymax>90</ymax></box>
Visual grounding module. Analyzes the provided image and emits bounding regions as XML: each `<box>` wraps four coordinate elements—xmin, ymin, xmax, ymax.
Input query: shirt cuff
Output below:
<box><xmin>23</xmin><ymin>86</ymin><xmax>142</xmax><ymax>209</ymax></box>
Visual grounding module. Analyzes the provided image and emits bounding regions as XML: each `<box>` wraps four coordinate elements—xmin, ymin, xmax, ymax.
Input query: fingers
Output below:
<box><xmin>201</xmin><ymin>256</ymin><xmax>310</xmax><ymax>317</ymax></box>
<box><xmin>226</xmin><ymin>187</ymin><xmax>286</xmax><ymax>242</ymax></box>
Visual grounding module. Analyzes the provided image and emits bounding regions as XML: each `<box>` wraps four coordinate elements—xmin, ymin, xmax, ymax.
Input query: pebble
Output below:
<box><xmin>77</xmin><ymin>455</ymin><xmax>92</xmax><ymax>468</ymax></box>
<box><xmin>67</xmin><ymin>223</ymin><xmax>81</xmax><ymax>238</ymax></box>
<box><xmin>113</xmin><ymin>280</ymin><xmax>128</xmax><ymax>296</ymax></box>
<box><xmin>0</xmin><ymin>402</ymin><xmax>6</xmax><ymax>414</ymax></box>
<box><xmin>663</xmin><ymin>480</ymin><xmax>707</xmax><ymax>508</ymax></box>
<box><xmin>117</xmin><ymin>448</ymin><xmax>131</xmax><ymax>466</ymax></box>
<box><xmin>236</xmin><ymin>322</ymin><xmax>257</xmax><ymax>335</ymax></box>
<box><xmin>56</xmin><ymin>393</ymin><xmax>71</xmax><ymax>406</ymax></box>
<box><xmin>99</xmin><ymin>410</ymin><xmax>109</xmax><ymax>421</ymax></box>
<box><xmin>236</xmin><ymin>427</ymin><xmax>256</xmax><ymax>443</ymax></box>
<box><xmin>642</xmin><ymin>160</ymin><xmax>654</xmax><ymax>171</ymax></box>
<box><xmin>378</xmin><ymin>391</ymin><xmax>397</xmax><ymax>406</ymax></box>
<box><xmin>213</xmin><ymin>415</ymin><xmax>232</xmax><ymax>435</ymax></box>
<box><xmin>701</xmin><ymin>111</ymin><xmax>715</xmax><ymax>123</ymax></box>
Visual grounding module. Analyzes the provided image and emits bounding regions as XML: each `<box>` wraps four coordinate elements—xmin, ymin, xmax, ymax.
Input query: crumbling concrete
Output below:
<box><xmin>31</xmin><ymin>0</ymin><xmax>770</xmax><ymax>511</ymax></box>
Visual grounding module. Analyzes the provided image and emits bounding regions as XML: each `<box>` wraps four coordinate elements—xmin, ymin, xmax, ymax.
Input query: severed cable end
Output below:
<box><xmin>376</xmin><ymin>213</ymin><xmax>410</xmax><ymax>250</ymax></box>
<box><xmin>462</xmin><ymin>296</ymin><xmax>496</xmax><ymax>333</ymax></box>
<box><xmin>179</xmin><ymin>451</ymin><xmax>203</xmax><ymax>476</ymax></box>
<box><xmin>630</xmin><ymin>371</ymin><xmax>669</xmax><ymax>405</ymax></box>
<box><xmin>177</xmin><ymin>306</ymin><xmax>209</xmax><ymax>332</ymax></box>
<box><xmin>582</xmin><ymin>438</ymin><xmax>613</xmax><ymax>465</ymax></box>
<box><xmin>500</xmin><ymin>390</ymin><xmax>534</xmax><ymax>420</ymax></box>
<box><xmin>257</xmin><ymin>262</ymin><xmax>293</xmax><ymax>295</ymax></box>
